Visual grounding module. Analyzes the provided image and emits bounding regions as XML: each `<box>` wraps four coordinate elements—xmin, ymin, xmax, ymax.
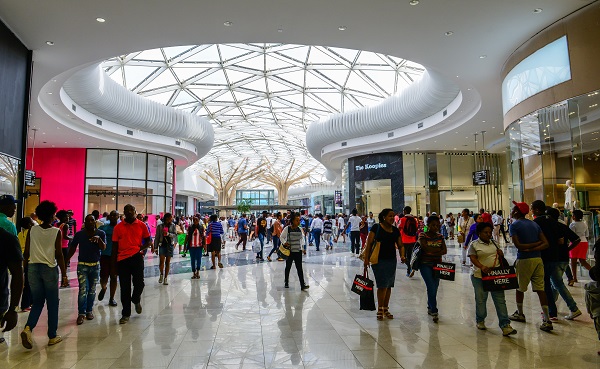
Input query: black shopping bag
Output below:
<box><xmin>360</xmin><ymin>288</ymin><xmax>376</xmax><ymax>311</ymax></box>
<box><xmin>351</xmin><ymin>269</ymin><xmax>374</xmax><ymax>295</ymax></box>
<box><xmin>433</xmin><ymin>262</ymin><xmax>456</xmax><ymax>281</ymax></box>
<box><xmin>481</xmin><ymin>258</ymin><xmax>518</xmax><ymax>291</ymax></box>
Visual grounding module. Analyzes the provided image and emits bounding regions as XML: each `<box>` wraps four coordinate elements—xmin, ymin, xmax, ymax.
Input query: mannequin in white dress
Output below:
<box><xmin>564</xmin><ymin>180</ymin><xmax>576</xmax><ymax>210</ymax></box>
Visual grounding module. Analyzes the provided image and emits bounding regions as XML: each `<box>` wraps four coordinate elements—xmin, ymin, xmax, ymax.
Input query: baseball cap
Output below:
<box><xmin>0</xmin><ymin>194</ymin><xmax>18</xmax><ymax>206</ymax></box>
<box><xmin>512</xmin><ymin>201</ymin><xmax>529</xmax><ymax>215</ymax></box>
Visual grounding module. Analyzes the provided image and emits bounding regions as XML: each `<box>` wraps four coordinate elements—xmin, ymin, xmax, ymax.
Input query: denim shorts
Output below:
<box><xmin>371</xmin><ymin>258</ymin><xmax>397</xmax><ymax>288</ymax></box>
<box><xmin>159</xmin><ymin>244</ymin><xmax>174</xmax><ymax>257</ymax></box>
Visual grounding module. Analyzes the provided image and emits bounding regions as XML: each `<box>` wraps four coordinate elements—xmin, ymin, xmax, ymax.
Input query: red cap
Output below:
<box><xmin>512</xmin><ymin>201</ymin><xmax>529</xmax><ymax>215</ymax></box>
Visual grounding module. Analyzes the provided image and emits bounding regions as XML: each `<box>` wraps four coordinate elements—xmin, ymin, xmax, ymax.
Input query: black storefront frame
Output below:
<box><xmin>348</xmin><ymin>152</ymin><xmax>404</xmax><ymax>214</ymax></box>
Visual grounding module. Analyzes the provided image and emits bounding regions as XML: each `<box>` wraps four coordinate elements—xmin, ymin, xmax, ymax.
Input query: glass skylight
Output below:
<box><xmin>103</xmin><ymin>44</ymin><xmax>425</xmax><ymax>188</ymax></box>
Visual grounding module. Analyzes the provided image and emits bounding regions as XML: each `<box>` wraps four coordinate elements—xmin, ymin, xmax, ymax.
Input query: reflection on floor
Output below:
<box><xmin>2</xmin><ymin>238</ymin><xmax>599</xmax><ymax>368</ymax></box>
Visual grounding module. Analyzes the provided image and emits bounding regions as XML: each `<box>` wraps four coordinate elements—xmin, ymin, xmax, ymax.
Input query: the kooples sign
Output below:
<box><xmin>355</xmin><ymin>163</ymin><xmax>387</xmax><ymax>171</ymax></box>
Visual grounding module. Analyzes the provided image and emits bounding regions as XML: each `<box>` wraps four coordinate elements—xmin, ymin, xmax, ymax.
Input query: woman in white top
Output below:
<box><xmin>458</xmin><ymin>208</ymin><xmax>475</xmax><ymax>265</ymax></box>
<box><xmin>569</xmin><ymin>209</ymin><xmax>592</xmax><ymax>284</ymax></box>
<box><xmin>336</xmin><ymin>214</ymin><xmax>346</xmax><ymax>243</ymax></box>
<box><xmin>344</xmin><ymin>209</ymin><xmax>362</xmax><ymax>255</ymax></box>
<box><xmin>21</xmin><ymin>200</ymin><xmax>67</xmax><ymax>349</ymax></box>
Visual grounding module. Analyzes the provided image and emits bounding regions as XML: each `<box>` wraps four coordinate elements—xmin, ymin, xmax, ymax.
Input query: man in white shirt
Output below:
<box><xmin>266</xmin><ymin>213</ymin><xmax>274</xmax><ymax>245</ymax></box>
<box><xmin>367</xmin><ymin>212</ymin><xmax>376</xmax><ymax>232</ymax></box>
<box><xmin>336</xmin><ymin>214</ymin><xmax>346</xmax><ymax>243</ymax></box>
<box><xmin>309</xmin><ymin>214</ymin><xmax>324</xmax><ymax>251</ymax></box>
<box><xmin>344</xmin><ymin>209</ymin><xmax>362</xmax><ymax>255</ymax></box>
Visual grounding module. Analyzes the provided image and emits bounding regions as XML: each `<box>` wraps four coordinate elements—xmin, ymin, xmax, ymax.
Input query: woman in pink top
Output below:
<box><xmin>55</xmin><ymin>210</ymin><xmax>72</xmax><ymax>287</ymax></box>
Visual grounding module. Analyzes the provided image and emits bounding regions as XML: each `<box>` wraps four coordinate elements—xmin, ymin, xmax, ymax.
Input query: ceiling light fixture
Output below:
<box><xmin>533</xmin><ymin>8</ymin><xmax>543</xmax><ymax>13</ymax></box>
<box><xmin>479</xmin><ymin>55</ymin><xmax>487</xmax><ymax>59</ymax></box>
<box><xmin>445</xmin><ymin>31</ymin><xmax>454</xmax><ymax>36</ymax></box>
<box><xmin>223</xmin><ymin>21</ymin><xmax>233</xmax><ymax>26</ymax></box>
<box><xmin>96</xmin><ymin>17</ymin><xmax>106</xmax><ymax>23</ymax></box>
<box><xmin>338</xmin><ymin>26</ymin><xmax>347</xmax><ymax>31</ymax></box>
<box><xmin>47</xmin><ymin>92</ymin><xmax>52</xmax><ymax>95</ymax></box>
<box><xmin>409</xmin><ymin>0</ymin><xmax>420</xmax><ymax>5</ymax></box>
<box><xmin>46</xmin><ymin>41</ymin><xmax>54</xmax><ymax>46</ymax></box>
<box><xmin>277</xmin><ymin>28</ymin><xmax>283</xmax><ymax>33</ymax></box>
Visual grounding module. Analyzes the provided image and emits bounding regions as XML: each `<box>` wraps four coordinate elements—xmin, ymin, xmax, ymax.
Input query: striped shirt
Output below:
<box><xmin>207</xmin><ymin>221</ymin><xmax>224</xmax><ymax>238</ymax></box>
<box><xmin>323</xmin><ymin>220</ymin><xmax>333</xmax><ymax>234</ymax></box>
<box><xmin>190</xmin><ymin>228</ymin><xmax>203</xmax><ymax>247</ymax></box>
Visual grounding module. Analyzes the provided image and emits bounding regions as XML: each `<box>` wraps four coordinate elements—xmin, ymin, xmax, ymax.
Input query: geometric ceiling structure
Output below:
<box><xmin>103</xmin><ymin>43</ymin><xmax>425</xmax><ymax>187</ymax></box>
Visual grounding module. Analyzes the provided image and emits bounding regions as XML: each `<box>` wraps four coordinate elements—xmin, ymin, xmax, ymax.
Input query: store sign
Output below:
<box><xmin>25</xmin><ymin>170</ymin><xmax>36</xmax><ymax>186</ymax></box>
<box><xmin>334</xmin><ymin>190</ymin><xmax>343</xmax><ymax>207</ymax></box>
<box><xmin>472</xmin><ymin>170</ymin><xmax>490</xmax><ymax>185</ymax></box>
<box><xmin>355</xmin><ymin>163</ymin><xmax>387</xmax><ymax>171</ymax></box>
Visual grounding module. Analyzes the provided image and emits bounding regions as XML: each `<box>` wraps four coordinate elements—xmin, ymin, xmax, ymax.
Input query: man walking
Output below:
<box><xmin>111</xmin><ymin>204</ymin><xmax>151</xmax><ymax>324</ymax></box>
<box><xmin>235</xmin><ymin>214</ymin><xmax>248</xmax><ymax>250</ymax></box>
<box><xmin>0</xmin><ymin>194</ymin><xmax>18</xmax><ymax>236</ymax></box>
<box><xmin>98</xmin><ymin>211</ymin><xmax>119</xmax><ymax>307</ymax></box>
<box><xmin>0</xmin><ymin>228</ymin><xmax>24</xmax><ymax>343</ymax></box>
<box><xmin>399</xmin><ymin>206</ymin><xmax>418</xmax><ymax>277</ymax></box>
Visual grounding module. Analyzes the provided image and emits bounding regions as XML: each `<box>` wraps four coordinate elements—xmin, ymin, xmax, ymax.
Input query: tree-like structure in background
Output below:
<box><xmin>260</xmin><ymin>158</ymin><xmax>316</xmax><ymax>206</ymax></box>
<box><xmin>0</xmin><ymin>154</ymin><xmax>19</xmax><ymax>196</ymax></box>
<box><xmin>200</xmin><ymin>158</ymin><xmax>262</xmax><ymax>208</ymax></box>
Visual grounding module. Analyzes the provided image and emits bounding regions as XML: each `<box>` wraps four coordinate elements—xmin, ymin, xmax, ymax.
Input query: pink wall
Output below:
<box><xmin>26</xmin><ymin>148</ymin><xmax>86</xmax><ymax>227</ymax></box>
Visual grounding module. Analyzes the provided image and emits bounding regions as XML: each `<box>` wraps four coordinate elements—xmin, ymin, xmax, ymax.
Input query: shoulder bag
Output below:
<box><xmin>481</xmin><ymin>240</ymin><xmax>518</xmax><ymax>291</ymax></box>
<box><xmin>359</xmin><ymin>225</ymin><xmax>381</xmax><ymax>265</ymax></box>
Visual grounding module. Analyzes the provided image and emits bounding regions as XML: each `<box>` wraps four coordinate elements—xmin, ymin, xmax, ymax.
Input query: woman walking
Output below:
<box><xmin>21</xmin><ymin>200</ymin><xmax>67</xmax><ymax>349</ymax></box>
<box><xmin>207</xmin><ymin>214</ymin><xmax>224</xmax><ymax>269</ymax></box>
<box><xmin>267</xmin><ymin>212</ymin><xmax>283</xmax><ymax>261</ymax></box>
<box><xmin>458</xmin><ymin>209</ymin><xmax>475</xmax><ymax>265</ymax></box>
<box><xmin>569</xmin><ymin>209</ymin><xmax>592</xmax><ymax>285</ymax></box>
<box><xmin>55</xmin><ymin>210</ymin><xmax>72</xmax><ymax>286</ymax></box>
<box><xmin>418</xmin><ymin>215</ymin><xmax>447</xmax><ymax>322</ymax></box>
<box><xmin>363</xmin><ymin>209</ymin><xmax>405</xmax><ymax>320</ymax></box>
<box><xmin>280</xmin><ymin>212</ymin><xmax>309</xmax><ymax>290</ymax></box>
<box><xmin>186</xmin><ymin>216</ymin><xmax>205</xmax><ymax>279</ymax></box>
<box><xmin>468</xmin><ymin>222</ymin><xmax>517</xmax><ymax>336</ymax></box>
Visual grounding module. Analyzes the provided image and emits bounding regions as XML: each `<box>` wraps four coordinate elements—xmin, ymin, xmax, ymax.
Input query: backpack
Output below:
<box><xmin>403</xmin><ymin>216</ymin><xmax>418</xmax><ymax>237</ymax></box>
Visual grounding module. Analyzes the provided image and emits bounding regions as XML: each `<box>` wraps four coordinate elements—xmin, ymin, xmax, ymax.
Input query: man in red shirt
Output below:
<box><xmin>111</xmin><ymin>204</ymin><xmax>151</xmax><ymax>324</ymax></box>
<box><xmin>399</xmin><ymin>206</ymin><xmax>418</xmax><ymax>278</ymax></box>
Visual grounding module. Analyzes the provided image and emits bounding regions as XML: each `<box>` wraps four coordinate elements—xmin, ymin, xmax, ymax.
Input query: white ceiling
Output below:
<box><xmin>0</xmin><ymin>0</ymin><xmax>594</xmax><ymax>161</ymax></box>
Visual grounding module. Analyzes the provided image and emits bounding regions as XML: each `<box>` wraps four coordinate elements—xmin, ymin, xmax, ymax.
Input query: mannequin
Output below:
<box><xmin>564</xmin><ymin>180</ymin><xmax>576</xmax><ymax>210</ymax></box>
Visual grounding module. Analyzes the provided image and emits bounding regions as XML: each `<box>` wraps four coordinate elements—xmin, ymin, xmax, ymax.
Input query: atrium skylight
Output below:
<box><xmin>103</xmin><ymin>44</ymin><xmax>425</xmax><ymax>187</ymax></box>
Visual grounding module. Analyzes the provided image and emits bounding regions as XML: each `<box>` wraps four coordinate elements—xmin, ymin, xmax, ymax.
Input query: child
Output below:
<box><xmin>584</xmin><ymin>239</ymin><xmax>600</xmax><ymax>355</ymax></box>
<box><xmin>418</xmin><ymin>215</ymin><xmax>447</xmax><ymax>322</ymax></box>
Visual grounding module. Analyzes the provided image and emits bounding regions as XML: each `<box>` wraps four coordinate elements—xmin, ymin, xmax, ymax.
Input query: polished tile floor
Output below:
<box><xmin>2</xmin><ymin>237</ymin><xmax>599</xmax><ymax>368</ymax></box>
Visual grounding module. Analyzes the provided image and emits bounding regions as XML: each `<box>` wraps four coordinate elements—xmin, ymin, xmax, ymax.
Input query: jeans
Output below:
<box><xmin>267</xmin><ymin>229</ymin><xmax>272</xmax><ymax>243</ymax></box>
<box><xmin>268</xmin><ymin>235</ymin><xmax>280</xmax><ymax>258</ymax></box>
<box><xmin>545</xmin><ymin>261</ymin><xmax>578</xmax><ymax>317</ymax></box>
<box><xmin>420</xmin><ymin>264</ymin><xmax>440</xmax><ymax>313</ymax></box>
<box><xmin>404</xmin><ymin>242</ymin><xmax>415</xmax><ymax>274</ymax></box>
<box><xmin>77</xmin><ymin>263</ymin><xmax>99</xmax><ymax>315</ymax></box>
<box><xmin>20</xmin><ymin>263</ymin><xmax>32</xmax><ymax>309</ymax></box>
<box><xmin>26</xmin><ymin>263</ymin><xmax>59</xmax><ymax>338</ymax></box>
<box><xmin>311</xmin><ymin>229</ymin><xmax>322</xmax><ymax>250</ymax></box>
<box><xmin>236</xmin><ymin>233</ymin><xmax>248</xmax><ymax>249</ymax></box>
<box><xmin>257</xmin><ymin>233</ymin><xmax>265</xmax><ymax>259</ymax></box>
<box><xmin>471</xmin><ymin>275</ymin><xmax>510</xmax><ymax>328</ymax></box>
<box><xmin>285</xmin><ymin>251</ymin><xmax>306</xmax><ymax>287</ymax></box>
<box><xmin>350</xmin><ymin>231</ymin><xmax>361</xmax><ymax>254</ymax></box>
<box><xmin>189</xmin><ymin>247</ymin><xmax>202</xmax><ymax>272</ymax></box>
<box><xmin>117</xmin><ymin>253</ymin><xmax>145</xmax><ymax>317</ymax></box>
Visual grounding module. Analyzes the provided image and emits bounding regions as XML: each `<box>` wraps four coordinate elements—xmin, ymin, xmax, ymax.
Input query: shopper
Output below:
<box><xmin>17</xmin><ymin>217</ymin><xmax>34</xmax><ymax>311</ymax></box>
<box><xmin>458</xmin><ymin>209</ymin><xmax>475</xmax><ymax>265</ymax></box>
<box><xmin>359</xmin><ymin>216</ymin><xmax>369</xmax><ymax>249</ymax></box>
<box><xmin>267</xmin><ymin>212</ymin><xmax>283</xmax><ymax>261</ymax></box>
<box><xmin>21</xmin><ymin>200</ymin><xmax>67</xmax><ymax>349</ymax></box>
<box><xmin>322</xmin><ymin>215</ymin><xmax>333</xmax><ymax>250</ymax></box>
<box><xmin>55</xmin><ymin>210</ymin><xmax>72</xmax><ymax>286</ymax></box>
<box><xmin>310</xmin><ymin>213</ymin><xmax>324</xmax><ymax>251</ymax></box>
<box><xmin>418</xmin><ymin>215</ymin><xmax>447</xmax><ymax>323</ymax></box>
<box><xmin>0</xmin><ymin>227</ymin><xmax>24</xmax><ymax>344</ymax></box>
<box><xmin>235</xmin><ymin>214</ymin><xmax>248</xmax><ymax>250</ymax></box>
<box><xmin>186</xmin><ymin>216</ymin><xmax>205</xmax><ymax>279</ymax></box>
<box><xmin>153</xmin><ymin>213</ymin><xmax>177</xmax><ymax>285</ymax></box>
<box><xmin>207</xmin><ymin>214</ymin><xmax>224</xmax><ymax>268</ymax></box>
<box><xmin>584</xmin><ymin>240</ymin><xmax>600</xmax><ymax>355</ymax></box>
<box><xmin>98</xmin><ymin>211</ymin><xmax>119</xmax><ymax>307</ymax></box>
<box><xmin>111</xmin><ymin>204</ymin><xmax>151</xmax><ymax>324</ymax></box>
<box><xmin>399</xmin><ymin>206</ymin><xmax>418</xmax><ymax>278</ymax></box>
<box><xmin>67</xmin><ymin>214</ymin><xmax>106</xmax><ymax>325</ymax></box>
<box><xmin>508</xmin><ymin>201</ymin><xmax>553</xmax><ymax>332</ymax></box>
<box><xmin>446</xmin><ymin>213</ymin><xmax>455</xmax><ymax>240</ymax></box>
<box><xmin>363</xmin><ymin>208</ymin><xmax>405</xmax><ymax>320</ymax></box>
<box><xmin>255</xmin><ymin>211</ymin><xmax>268</xmax><ymax>260</ymax></box>
<box><xmin>569</xmin><ymin>209</ymin><xmax>592</xmax><ymax>285</ymax></box>
<box><xmin>280</xmin><ymin>212</ymin><xmax>309</xmax><ymax>290</ymax></box>
<box><xmin>345</xmin><ymin>209</ymin><xmax>362</xmax><ymax>256</ymax></box>
<box><xmin>336</xmin><ymin>213</ymin><xmax>346</xmax><ymax>243</ymax></box>
<box><xmin>0</xmin><ymin>194</ymin><xmax>18</xmax><ymax>236</ymax></box>
<box><xmin>468</xmin><ymin>222</ymin><xmax>517</xmax><ymax>336</ymax></box>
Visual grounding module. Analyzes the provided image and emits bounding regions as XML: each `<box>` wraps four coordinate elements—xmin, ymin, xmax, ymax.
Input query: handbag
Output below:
<box><xmin>205</xmin><ymin>224</ymin><xmax>212</xmax><ymax>246</ymax></box>
<box><xmin>354</xmin><ymin>268</ymin><xmax>376</xmax><ymax>311</ymax></box>
<box><xmin>359</xmin><ymin>225</ymin><xmax>381</xmax><ymax>265</ymax></box>
<box><xmin>277</xmin><ymin>243</ymin><xmax>291</xmax><ymax>259</ymax></box>
<box><xmin>457</xmin><ymin>233</ymin><xmax>465</xmax><ymax>244</ymax></box>
<box><xmin>252</xmin><ymin>238</ymin><xmax>262</xmax><ymax>252</ymax></box>
<box><xmin>351</xmin><ymin>267</ymin><xmax>374</xmax><ymax>295</ymax></box>
<box><xmin>481</xmin><ymin>242</ymin><xmax>518</xmax><ymax>291</ymax></box>
<box><xmin>433</xmin><ymin>261</ymin><xmax>456</xmax><ymax>281</ymax></box>
<box><xmin>410</xmin><ymin>242</ymin><xmax>422</xmax><ymax>271</ymax></box>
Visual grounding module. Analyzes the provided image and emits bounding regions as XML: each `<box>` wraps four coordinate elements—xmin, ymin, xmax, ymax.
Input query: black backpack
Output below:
<box><xmin>403</xmin><ymin>216</ymin><xmax>418</xmax><ymax>237</ymax></box>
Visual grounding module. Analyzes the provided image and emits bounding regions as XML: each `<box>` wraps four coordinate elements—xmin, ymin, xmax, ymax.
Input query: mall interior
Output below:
<box><xmin>1</xmin><ymin>1</ymin><xmax>600</xmax><ymax>368</ymax></box>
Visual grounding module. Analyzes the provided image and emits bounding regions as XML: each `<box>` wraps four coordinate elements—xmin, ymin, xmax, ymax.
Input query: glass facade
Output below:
<box><xmin>506</xmin><ymin>89</ymin><xmax>600</xmax><ymax>244</ymax></box>
<box><xmin>85</xmin><ymin>149</ymin><xmax>174</xmax><ymax>215</ymax></box>
<box><xmin>235</xmin><ymin>190</ymin><xmax>275</xmax><ymax>207</ymax></box>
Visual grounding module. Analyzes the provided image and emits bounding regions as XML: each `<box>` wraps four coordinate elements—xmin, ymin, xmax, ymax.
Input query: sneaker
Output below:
<box><xmin>277</xmin><ymin>258</ymin><xmax>284</xmax><ymax>261</ymax></box>
<box><xmin>502</xmin><ymin>325</ymin><xmax>517</xmax><ymax>336</ymax></box>
<box><xmin>284</xmin><ymin>282</ymin><xmax>289</xmax><ymax>288</ymax></box>
<box><xmin>409</xmin><ymin>270</ymin><xmax>415</xmax><ymax>278</ymax></box>
<box><xmin>540</xmin><ymin>320</ymin><xmax>553</xmax><ymax>332</ymax></box>
<box><xmin>267</xmin><ymin>256</ymin><xmax>272</xmax><ymax>262</ymax></box>
<box><xmin>565</xmin><ymin>309</ymin><xmax>582</xmax><ymax>320</ymax></box>
<box><xmin>77</xmin><ymin>315</ymin><xmax>85</xmax><ymax>325</ymax></box>
<box><xmin>98</xmin><ymin>287</ymin><xmax>106</xmax><ymax>301</ymax></box>
<box><xmin>432</xmin><ymin>313</ymin><xmax>439</xmax><ymax>323</ymax></box>
<box><xmin>109</xmin><ymin>299</ymin><xmax>118</xmax><ymax>307</ymax></box>
<box><xmin>119</xmin><ymin>316</ymin><xmax>130</xmax><ymax>324</ymax></box>
<box><xmin>301</xmin><ymin>285</ymin><xmax>310</xmax><ymax>291</ymax></box>
<box><xmin>158</xmin><ymin>275</ymin><xmax>163</xmax><ymax>284</ymax></box>
<box><xmin>218</xmin><ymin>262</ymin><xmax>224</xmax><ymax>268</ymax></box>
<box><xmin>48</xmin><ymin>335</ymin><xmax>63</xmax><ymax>346</ymax></box>
<box><xmin>21</xmin><ymin>326</ymin><xmax>32</xmax><ymax>349</ymax></box>
<box><xmin>163</xmin><ymin>277</ymin><xmax>169</xmax><ymax>285</ymax></box>
<box><xmin>135</xmin><ymin>302</ymin><xmax>142</xmax><ymax>314</ymax></box>
<box><xmin>509</xmin><ymin>311</ymin><xmax>526</xmax><ymax>322</ymax></box>
<box><xmin>476</xmin><ymin>322</ymin><xmax>487</xmax><ymax>330</ymax></box>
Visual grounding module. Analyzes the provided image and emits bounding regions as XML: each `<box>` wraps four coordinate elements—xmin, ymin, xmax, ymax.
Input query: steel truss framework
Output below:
<box><xmin>103</xmin><ymin>44</ymin><xmax>425</xmax><ymax>186</ymax></box>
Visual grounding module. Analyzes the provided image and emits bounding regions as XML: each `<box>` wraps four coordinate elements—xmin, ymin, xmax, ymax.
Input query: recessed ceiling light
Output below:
<box><xmin>445</xmin><ymin>31</ymin><xmax>454</xmax><ymax>36</ymax></box>
<box><xmin>96</xmin><ymin>17</ymin><xmax>106</xmax><ymax>23</ymax></box>
<box><xmin>338</xmin><ymin>26</ymin><xmax>347</xmax><ymax>31</ymax></box>
<box><xmin>492</xmin><ymin>126</ymin><xmax>495</xmax><ymax>129</ymax></box>
<box><xmin>46</xmin><ymin>41</ymin><xmax>54</xmax><ymax>46</ymax></box>
<box><xmin>479</xmin><ymin>55</ymin><xmax>487</xmax><ymax>59</ymax></box>
<box><xmin>533</xmin><ymin>8</ymin><xmax>542</xmax><ymax>13</ymax></box>
<box><xmin>47</xmin><ymin>92</ymin><xmax>52</xmax><ymax>95</ymax></box>
<box><xmin>277</xmin><ymin>28</ymin><xmax>283</xmax><ymax>33</ymax></box>
<box><xmin>223</xmin><ymin>21</ymin><xmax>233</xmax><ymax>26</ymax></box>
<box><xmin>409</xmin><ymin>0</ymin><xmax>420</xmax><ymax>5</ymax></box>
<box><xmin>482</xmin><ymin>120</ymin><xmax>486</xmax><ymax>123</ymax></box>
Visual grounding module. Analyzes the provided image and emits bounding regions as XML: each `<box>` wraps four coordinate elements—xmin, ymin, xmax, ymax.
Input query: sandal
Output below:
<box><xmin>383</xmin><ymin>307</ymin><xmax>394</xmax><ymax>319</ymax></box>
<box><xmin>568</xmin><ymin>280</ymin><xmax>575</xmax><ymax>287</ymax></box>
<box><xmin>377</xmin><ymin>307</ymin><xmax>384</xmax><ymax>321</ymax></box>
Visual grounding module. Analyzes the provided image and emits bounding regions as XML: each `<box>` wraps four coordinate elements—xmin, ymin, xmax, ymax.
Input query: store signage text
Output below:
<box><xmin>355</xmin><ymin>163</ymin><xmax>387</xmax><ymax>171</ymax></box>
